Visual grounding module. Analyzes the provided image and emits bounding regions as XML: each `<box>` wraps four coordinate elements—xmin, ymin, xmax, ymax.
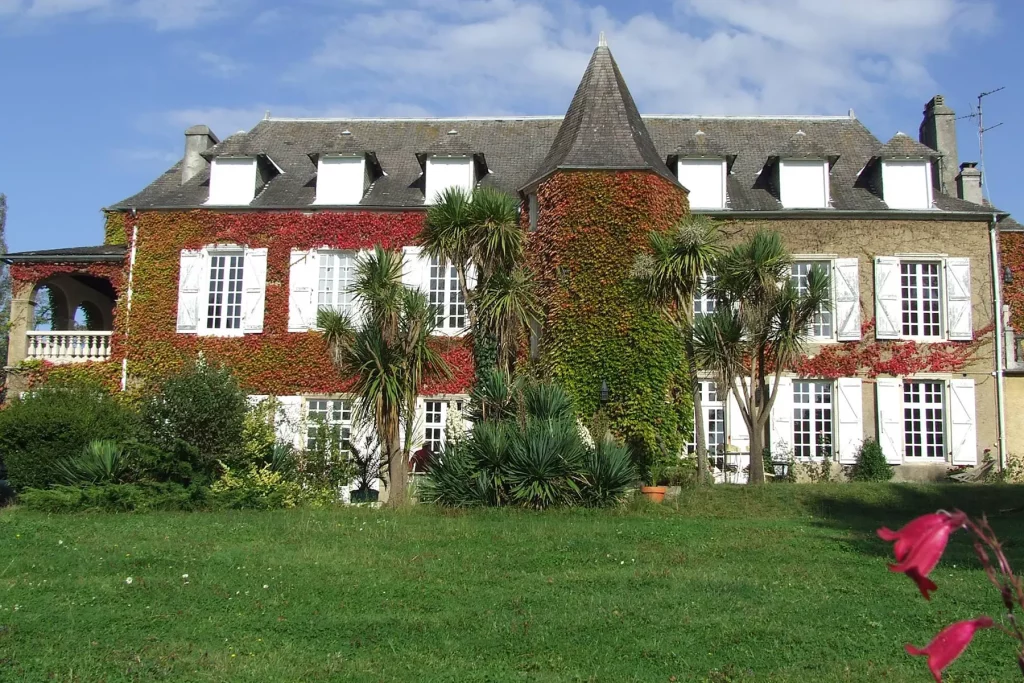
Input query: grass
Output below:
<box><xmin>0</xmin><ymin>483</ymin><xmax>1022</xmax><ymax>682</ymax></box>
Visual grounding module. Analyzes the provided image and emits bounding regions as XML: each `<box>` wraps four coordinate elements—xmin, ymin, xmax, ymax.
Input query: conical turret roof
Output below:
<box><xmin>521</xmin><ymin>42</ymin><xmax>678</xmax><ymax>189</ymax></box>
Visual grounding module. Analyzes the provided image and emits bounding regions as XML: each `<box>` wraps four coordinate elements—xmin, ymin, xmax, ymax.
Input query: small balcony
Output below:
<box><xmin>26</xmin><ymin>331</ymin><xmax>112</xmax><ymax>363</ymax></box>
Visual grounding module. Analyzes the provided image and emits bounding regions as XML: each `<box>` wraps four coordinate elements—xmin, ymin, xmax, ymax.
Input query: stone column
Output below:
<box><xmin>6</xmin><ymin>281</ymin><xmax>36</xmax><ymax>367</ymax></box>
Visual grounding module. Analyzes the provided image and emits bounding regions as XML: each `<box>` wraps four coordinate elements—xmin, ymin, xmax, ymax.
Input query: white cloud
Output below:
<box><xmin>1</xmin><ymin>0</ymin><xmax>237</xmax><ymax>28</ymax></box>
<box><xmin>301</xmin><ymin>0</ymin><xmax>994</xmax><ymax>117</ymax></box>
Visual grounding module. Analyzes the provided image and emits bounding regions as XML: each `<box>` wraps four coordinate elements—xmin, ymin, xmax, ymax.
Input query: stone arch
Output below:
<box><xmin>30</xmin><ymin>282</ymin><xmax>70</xmax><ymax>330</ymax></box>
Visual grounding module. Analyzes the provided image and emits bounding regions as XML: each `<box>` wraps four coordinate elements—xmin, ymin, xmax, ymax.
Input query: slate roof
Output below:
<box><xmin>875</xmin><ymin>133</ymin><xmax>940</xmax><ymax>159</ymax></box>
<box><xmin>522</xmin><ymin>45</ymin><xmax>677</xmax><ymax>189</ymax></box>
<box><xmin>2</xmin><ymin>245</ymin><xmax>126</xmax><ymax>263</ymax></box>
<box><xmin>106</xmin><ymin>43</ymin><xmax>1011</xmax><ymax>219</ymax></box>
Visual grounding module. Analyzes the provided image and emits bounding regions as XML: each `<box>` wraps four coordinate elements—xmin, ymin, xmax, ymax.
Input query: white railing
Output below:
<box><xmin>26</xmin><ymin>331</ymin><xmax>112</xmax><ymax>363</ymax></box>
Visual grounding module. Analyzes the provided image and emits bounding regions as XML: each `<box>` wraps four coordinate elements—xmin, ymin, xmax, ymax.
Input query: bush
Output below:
<box><xmin>17</xmin><ymin>482</ymin><xmax>209</xmax><ymax>513</ymax></box>
<box><xmin>210</xmin><ymin>463</ymin><xmax>303</xmax><ymax>510</ymax></box>
<box><xmin>141</xmin><ymin>359</ymin><xmax>248</xmax><ymax>480</ymax></box>
<box><xmin>850</xmin><ymin>439</ymin><xmax>894</xmax><ymax>482</ymax></box>
<box><xmin>422</xmin><ymin>380</ymin><xmax>637</xmax><ymax>509</ymax></box>
<box><xmin>0</xmin><ymin>385</ymin><xmax>140</xmax><ymax>490</ymax></box>
<box><xmin>52</xmin><ymin>440</ymin><xmax>131</xmax><ymax>485</ymax></box>
<box><xmin>0</xmin><ymin>480</ymin><xmax>14</xmax><ymax>508</ymax></box>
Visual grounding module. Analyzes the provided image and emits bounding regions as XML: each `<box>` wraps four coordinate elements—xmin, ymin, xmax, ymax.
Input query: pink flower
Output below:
<box><xmin>878</xmin><ymin>511</ymin><xmax>966</xmax><ymax>599</ymax></box>
<box><xmin>905</xmin><ymin>617</ymin><xmax>994</xmax><ymax>682</ymax></box>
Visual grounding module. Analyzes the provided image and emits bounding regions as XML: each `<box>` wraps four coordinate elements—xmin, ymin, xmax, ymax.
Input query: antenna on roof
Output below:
<box><xmin>598</xmin><ymin>31</ymin><xmax>607</xmax><ymax>48</ymax></box>
<box><xmin>958</xmin><ymin>86</ymin><xmax>1006</xmax><ymax>203</ymax></box>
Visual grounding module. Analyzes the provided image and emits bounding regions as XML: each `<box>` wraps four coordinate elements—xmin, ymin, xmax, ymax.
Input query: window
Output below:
<box><xmin>425</xmin><ymin>156</ymin><xmax>474</xmax><ymax>204</ymax></box>
<box><xmin>903</xmin><ymin>382</ymin><xmax>944</xmax><ymax>459</ymax></box>
<box><xmin>693</xmin><ymin>274</ymin><xmax>717</xmax><ymax>319</ymax></box>
<box><xmin>792</xmin><ymin>381</ymin><xmax>833</xmax><ymax>460</ymax></box>
<box><xmin>779</xmin><ymin>159</ymin><xmax>830</xmax><ymax>209</ymax></box>
<box><xmin>424</xmin><ymin>401</ymin><xmax>444</xmax><ymax>453</ymax></box>
<box><xmin>882</xmin><ymin>161</ymin><xmax>933</xmax><ymax>210</ymax></box>
<box><xmin>688</xmin><ymin>381</ymin><xmax>726</xmax><ymax>455</ymax></box>
<box><xmin>900</xmin><ymin>262</ymin><xmax>942</xmax><ymax>339</ymax></box>
<box><xmin>306</xmin><ymin>399</ymin><xmax>353</xmax><ymax>451</ymax></box>
<box><xmin>206</xmin><ymin>252</ymin><xmax>244</xmax><ymax>331</ymax></box>
<box><xmin>429</xmin><ymin>256</ymin><xmax>466</xmax><ymax>330</ymax></box>
<box><xmin>791</xmin><ymin>261</ymin><xmax>833</xmax><ymax>338</ymax></box>
<box><xmin>528</xmin><ymin>193</ymin><xmax>539</xmax><ymax>232</ymax></box>
<box><xmin>207</xmin><ymin>157</ymin><xmax>257</xmax><ymax>205</ymax></box>
<box><xmin>677</xmin><ymin>159</ymin><xmax>727</xmax><ymax>209</ymax></box>
<box><xmin>315</xmin><ymin>156</ymin><xmax>367</xmax><ymax>205</ymax></box>
<box><xmin>318</xmin><ymin>251</ymin><xmax>357</xmax><ymax>318</ymax></box>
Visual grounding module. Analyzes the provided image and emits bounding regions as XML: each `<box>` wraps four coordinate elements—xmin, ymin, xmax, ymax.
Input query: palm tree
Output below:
<box><xmin>423</xmin><ymin>186</ymin><xmax>530</xmax><ymax>372</ymax></box>
<box><xmin>635</xmin><ymin>215</ymin><xmax>723</xmax><ymax>484</ymax></box>
<box><xmin>319</xmin><ymin>247</ymin><xmax>450</xmax><ymax>507</ymax></box>
<box><xmin>692</xmin><ymin>230</ymin><xmax>829</xmax><ymax>484</ymax></box>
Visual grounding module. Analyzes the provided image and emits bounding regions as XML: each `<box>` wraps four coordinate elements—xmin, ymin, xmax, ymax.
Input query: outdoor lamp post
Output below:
<box><xmin>599</xmin><ymin>380</ymin><xmax>609</xmax><ymax>406</ymax></box>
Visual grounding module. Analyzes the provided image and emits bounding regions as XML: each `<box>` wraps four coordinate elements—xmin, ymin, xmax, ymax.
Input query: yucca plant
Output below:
<box><xmin>579</xmin><ymin>437</ymin><xmax>638</xmax><ymax>507</ymax></box>
<box><xmin>521</xmin><ymin>382</ymin><xmax>574</xmax><ymax>422</ymax></box>
<box><xmin>417</xmin><ymin>446</ymin><xmax>481</xmax><ymax>508</ymax></box>
<box><xmin>506</xmin><ymin>418</ymin><xmax>586</xmax><ymax>509</ymax></box>
<box><xmin>469</xmin><ymin>367</ymin><xmax>520</xmax><ymax>423</ymax></box>
<box><xmin>53</xmin><ymin>440</ymin><xmax>130</xmax><ymax>485</ymax></box>
<box><xmin>463</xmin><ymin>421</ymin><xmax>514</xmax><ymax>506</ymax></box>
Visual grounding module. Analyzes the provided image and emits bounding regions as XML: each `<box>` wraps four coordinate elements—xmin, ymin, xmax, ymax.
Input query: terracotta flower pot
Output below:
<box><xmin>640</xmin><ymin>486</ymin><xmax>668</xmax><ymax>503</ymax></box>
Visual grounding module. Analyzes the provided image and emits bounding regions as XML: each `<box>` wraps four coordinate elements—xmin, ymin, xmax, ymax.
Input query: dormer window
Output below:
<box><xmin>881</xmin><ymin>160</ymin><xmax>934</xmax><ymax>210</ymax></box>
<box><xmin>779</xmin><ymin>159</ymin><xmax>830</xmax><ymax>209</ymax></box>
<box><xmin>677</xmin><ymin>159</ymin><xmax>727</xmax><ymax>209</ymax></box>
<box><xmin>207</xmin><ymin>157</ymin><xmax>257</xmax><ymax>206</ymax></box>
<box><xmin>425</xmin><ymin>155</ymin><xmax>475</xmax><ymax>204</ymax></box>
<box><xmin>315</xmin><ymin>155</ymin><xmax>368</xmax><ymax>205</ymax></box>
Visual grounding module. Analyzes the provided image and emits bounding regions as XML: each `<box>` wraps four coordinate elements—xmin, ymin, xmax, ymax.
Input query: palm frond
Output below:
<box><xmin>423</xmin><ymin>187</ymin><xmax>473</xmax><ymax>264</ymax></box>
<box><xmin>354</xmin><ymin>246</ymin><xmax>405</xmax><ymax>341</ymax></box>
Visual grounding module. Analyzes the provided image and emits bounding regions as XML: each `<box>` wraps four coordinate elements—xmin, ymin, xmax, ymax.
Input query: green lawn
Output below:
<box><xmin>1</xmin><ymin>484</ymin><xmax>1022</xmax><ymax>682</ymax></box>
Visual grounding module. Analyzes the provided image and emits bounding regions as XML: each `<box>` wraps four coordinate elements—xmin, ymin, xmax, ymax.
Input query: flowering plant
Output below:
<box><xmin>878</xmin><ymin>510</ymin><xmax>1024</xmax><ymax>681</ymax></box>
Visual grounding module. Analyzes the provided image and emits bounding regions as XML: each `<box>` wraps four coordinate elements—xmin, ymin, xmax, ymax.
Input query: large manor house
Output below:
<box><xmin>6</xmin><ymin>41</ymin><xmax>1023</xmax><ymax>481</ymax></box>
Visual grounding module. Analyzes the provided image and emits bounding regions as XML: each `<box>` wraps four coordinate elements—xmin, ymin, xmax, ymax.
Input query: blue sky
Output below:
<box><xmin>0</xmin><ymin>0</ymin><xmax>1020</xmax><ymax>252</ymax></box>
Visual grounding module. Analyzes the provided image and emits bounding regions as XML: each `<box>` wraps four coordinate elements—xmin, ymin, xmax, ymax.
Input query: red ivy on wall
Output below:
<box><xmin>793</xmin><ymin>319</ymin><xmax>993</xmax><ymax>378</ymax></box>
<box><xmin>1000</xmin><ymin>232</ymin><xmax>1024</xmax><ymax>332</ymax></box>
<box><xmin>19</xmin><ymin>210</ymin><xmax>474</xmax><ymax>396</ymax></box>
<box><xmin>11</xmin><ymin>262</ymin><xmax>125</xmax><ymax>292</ymax></box>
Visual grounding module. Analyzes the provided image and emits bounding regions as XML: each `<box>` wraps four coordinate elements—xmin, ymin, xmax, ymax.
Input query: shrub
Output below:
<box><xmin>0</xmin><ymin>479</ymin><xmax>14</xmax><ymax>508</ymax></box>
<box><xmin>850</xmin><ymin>439</ymin><xmax>894</xmax><ymax>482</ymax></box>
<box><xmin>579</xmin><ymin>438</ymin><xmax>637</xmax><ymax>507</ymax></box>
<box><xmin>507</xmin><ymin>418</ymin><xmax>586</xmax><ymax>509</ymax></box>
<box><xmin>210</xmin><ymin>463</ymin><xmax>302</xmax><ymax>510</ymax></box>
<box><xmin>141</xmin><ymin>359</ymin><xmax>248</xmax><ymax>480</ymax></box>
<box><xmin>0</xmin><ymin>385</ymin><xmax>140</xmax><ymax>490</ymax></box>
<box><xmin>52</xmin><ymin>440</ymin><xmax>131</xmax><ymax>485</ymax></box>
<box><xmin>17</xmin><ymin>482</ymin><xmax>209</xmax><ymax>513</ymax></box>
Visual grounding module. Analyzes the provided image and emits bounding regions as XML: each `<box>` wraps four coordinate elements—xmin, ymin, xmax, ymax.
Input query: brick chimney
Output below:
<box><xmin>182</xmin><ymin>125</ymin><xmax>219</xmax><ymax>185</ymax></box>
<box><xmin>956</xmin><ymin>162</ymin><xmax>983</xmax><ymax>205</ymax></box>
<box><xmin>919</xmin><ymin>95</ymin><xmax>958</xmax><ymax>196</ymax></box>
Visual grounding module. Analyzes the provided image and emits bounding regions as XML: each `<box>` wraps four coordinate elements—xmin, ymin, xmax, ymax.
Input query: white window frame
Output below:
<box><xmin>791</xmin><ymin>259</ymin><xmax>834</xmax><ymax>341</ymax></box>
<box><xmin>899</xmin><ymin>260</ymin><xmax>944</xmax><ymax>341</ymax></box>
<box><xmin>791</xmin><ymin>380</ymin><xmax>835</xmax><ymax>460</ymax></box>
<box><xmin>902</xmin><ymin>380</ymin><xmax>946</xmax><ymax>460</ymax></box>
<box><xmin>692</xmin><ymin>273</ymin><xmax>718</xmax><ymax>319</ymax></box>
<box><xmin>317</xmin><ymin>250</ymin><xmax>358</xmax><ymax>320</ymax></box>
<box><xmin>425</xmin><ymin>155</ymin><xmax>475</xmax><ymax>205</ymax></box>
<box><xmin>202</xmin><ymin>248</ymin><xmax>245</xmax><ymax>337</ymax></box>
<box><xmin>882</xmin><ymin>160</ymin><xmax>935</xmax><ymax>210</ymax></box>
<box><xmin>305</xmin><ymin>398</ymin><xmax>354</xmax><ymax>453</ymax></box>
<box><xmin>429</xmin><ymin>256</ymin><xmax>466</xmax><ymax>333</ymax></box>
<box><xmin>677</xmin><ymin>158</ymin><xmax>727</xmax><ymax>209</ymax></box>
<box><xmin>207</xmin><ymin>157</ymin><xmax>257</xmax><ymax>206</ymax></box>
<box><xmin>779</xmin><ymin>159</ymin><xmax>831</xmax><ymax>209</ymax></box>
<box><xmin>875</xmin><ymin>256</ymin><xmax>971</xmax><ymax>342</ymax></box>
<box><xmin>687</xmin><ymin>381</ymin><xmax>726</xmax><ymax>456</ymax></box>
<box><xmin>314</xmin><ymin>155</ymin><xmax>368</xmax><ymax>205</ymax></box>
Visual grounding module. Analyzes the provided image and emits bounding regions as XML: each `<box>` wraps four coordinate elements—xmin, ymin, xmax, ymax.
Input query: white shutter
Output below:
<box><xmin>176</xmin><ymin>249</ymin><xmax>204</xmax><ymax>333</ymax></box>
<box><xmin>727</xmin><ymin>385</ymin><xmax>750</xmax><ymax>454</ymax></box>
<box><xmin>833</xmin><ymin>258</ymin><xmax>861</xmax><ymax>341</ymax></box>
<box><xmin>275</xmin><ymin>396</ymin><xmax>305</xmax><ymax>450</ymax></box>
<box><xmin>836</xmin><ymin>378</ymin><xmax>864</xmax><ymax>464</ymax></box>
<box><xmin>242</xmin><ymin>247</ymin><xmax>268</xmax><ymax>333</ymax></box>
<box><xmin>288</xmin><ymin>249</ymin><xmax>317</xmax><ymax>331</ymax></box>
<box><xmin>402</xmin><ymin>246</ymin><xmax>429</xmax><ymax>294</ymax></box>
<box><xmin>874</xmin><ymin>257</ymin><xmax>901</xmax><ymax>339</ymax></box>
<box><xmin>876</xmin><ymin>378</ymin><xmax>903</xmax><ymax>464</ymax></box>
<box><xmin>770</xmin><ymin>376</ymin><xmax>793</xmax><ymax>454</ymax></box>
<box><xmin>945</xmin><ymin>258</ymin><xmax>973</xmax><ymax>341</ymax></box>
<box><xmin>949</xmin><ymin>379</ymin><xmax>977</xmax><ymax>465</ymax></box>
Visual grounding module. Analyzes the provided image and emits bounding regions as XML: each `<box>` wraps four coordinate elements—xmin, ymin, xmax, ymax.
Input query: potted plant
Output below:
<box><xmin>640</xmin><ymin>460</ymin><xmax>669</xmax><ymax>503</ymax></box>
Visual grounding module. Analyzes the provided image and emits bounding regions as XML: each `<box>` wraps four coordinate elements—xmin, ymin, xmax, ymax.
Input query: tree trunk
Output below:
<box><xmin>748</xmin><ymin>415</ymin><xmax>765</xmax><ymax>484</ymax></box>
<box><xmin>685</xmin><ymin>338</ymin><xmax>708</xmax><ymax>485</ymax></box>
<box><xmin>386</xmin><ymin>432</ymin><xmax>408</xmax><ymax>507</ymax></box>
<box><xmin>748</xmin><ymin>352</ymin><xmax>767</xmax><ymax>485</ymax></box>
